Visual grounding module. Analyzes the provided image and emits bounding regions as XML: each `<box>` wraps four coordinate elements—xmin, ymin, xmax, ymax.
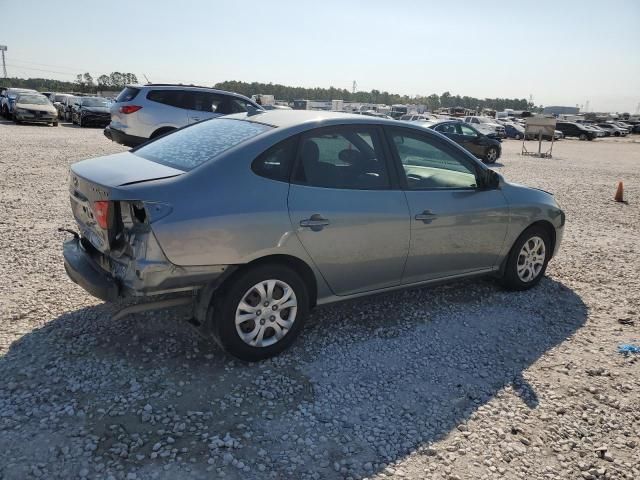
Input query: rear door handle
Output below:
<box><xmin>415</xmin><ymin>210</ymin><xmax>437</xmax><ymax>223</ymax></box>
<box><xmin>300</xmin><ymin>214</ymin><xmax>330</xmax><ymax>231</ymax></box>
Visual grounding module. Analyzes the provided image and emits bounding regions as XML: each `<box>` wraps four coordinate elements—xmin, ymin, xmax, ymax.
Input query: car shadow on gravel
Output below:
<box><xmin>0</xmin><ymin>277</ymin><xmax>587</xmax><ymax>479</ymax></box>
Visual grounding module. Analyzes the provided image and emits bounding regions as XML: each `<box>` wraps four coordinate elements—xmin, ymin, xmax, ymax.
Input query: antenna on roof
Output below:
<box><xmin>143</xmin><ymin>73</ymin><xmax>151</xmax><ymax>84</ymax></box>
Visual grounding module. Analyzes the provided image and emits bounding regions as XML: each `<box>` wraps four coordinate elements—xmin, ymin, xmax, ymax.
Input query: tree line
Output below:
<box><xmin>215</xmin><ymin>80</ymin><xmax>536</xmax><ymax>111</ymax></box>
<box><xmin>75</xmin><ymin>72</ymin><xmax>139</xmax><ymax>92</ymax></box>
<box><xmin>2</xmin><ymin>75</ymin><xmax>536</xmax><ymax>110</ymax></box>
<box><xmin>1</xmin><ymin>72</ymin><xmax>138</xmax><ymax>93</ymax></box>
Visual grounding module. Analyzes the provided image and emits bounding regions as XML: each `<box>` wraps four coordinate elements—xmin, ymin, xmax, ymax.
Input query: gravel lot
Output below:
<box><xmin>1</xmin><ymin>120</ymin><xmax>639</xmax><ymax>480</ymax></box>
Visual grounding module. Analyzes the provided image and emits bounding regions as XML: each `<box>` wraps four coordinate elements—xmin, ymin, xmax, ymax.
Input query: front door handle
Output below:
<box><xmin>415</xmin><ymin>210</ymin><xmax>437</xmax><ymax>224</ymax></box>
<box><xmin>300</xmin><ymin>214</ymin><xmax>330</xmax><ymax>231</ymax></box>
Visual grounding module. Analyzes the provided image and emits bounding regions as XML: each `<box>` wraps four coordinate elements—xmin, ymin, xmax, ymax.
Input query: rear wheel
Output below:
<box><xmin>210</xmin><ymin>264</ymin><xmax>309</xmax><ymax>361</ymax></box>
<box><xmin>484</xmin><ymin>146</ymin><xmax>498</xmax><ymax>164</ymax></box>
<box><xmin>579</xmin><ymin>133</ymin><xmax>587</xmax><ymax>140</ymax></box>
<box><xmin>500</xmin><ymin>226</ymin><xmax>551</xmax><ymax>291</ymax></box>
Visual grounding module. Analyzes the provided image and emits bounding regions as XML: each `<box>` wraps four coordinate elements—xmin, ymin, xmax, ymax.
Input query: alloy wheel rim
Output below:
<box><xmin>516</xmin><ymin>236</ymin><xmax>546</xmax><ymax>282</ymax></box>
<box><xmin>235</xmin><ymin>279</ymin><xmax>298</xmax><ymax>348</ymax></box>
<box><xmin>487</xmin><ymin>148</ymin><xmax>497</xmax><ymax>161</ymax></box>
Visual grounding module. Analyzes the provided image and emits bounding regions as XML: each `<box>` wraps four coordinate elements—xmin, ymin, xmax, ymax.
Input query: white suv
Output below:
<box><xmin>463</xmin><ymin>116</ymin><xmax>506</xmax><ymax>138</ymax></box>
<box><xmin>104</xmin><ymin>84</ymin><xmax>262</xmax><ymax>147</ymax></box>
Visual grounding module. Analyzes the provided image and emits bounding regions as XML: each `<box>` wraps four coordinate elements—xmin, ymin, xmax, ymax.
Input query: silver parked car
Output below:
<box><xmin>104</xmin><ymin>84</ymin><xmax>262</xmax><ymax>147</ymax></box>
<box><xmin>63</xmin><ymin>111</ymin><xmax>565</xmax><ymax>361</ymax></box>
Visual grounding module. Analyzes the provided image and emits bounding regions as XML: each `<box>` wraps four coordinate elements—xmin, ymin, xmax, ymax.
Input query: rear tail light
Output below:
<box><xmin>93</xmin><ymin>201</ymin><xmax>110</xmax><ymax>229</ymax></box>
<box><xmin>120</xmin><ymin>105</ymin><xmax>142</xmax><ymax>114</ymax></box>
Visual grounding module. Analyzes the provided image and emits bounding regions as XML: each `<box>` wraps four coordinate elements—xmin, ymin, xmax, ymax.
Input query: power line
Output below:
<box><xmin>5</xmin><ymin>64</ymin><xmax>78</xmax><ymax>77</ymax></box>
<box><xmin>11</xmin><ymin>57</ymin><xmax>98</xmax><ymax>74</ymax></box>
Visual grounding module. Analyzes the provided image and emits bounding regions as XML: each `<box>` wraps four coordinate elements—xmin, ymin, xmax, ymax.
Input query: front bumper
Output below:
<box><xmin>15</xmin><ymin>112</ymin><xmax>57</xmax><ymax>123</ymax></box>
<box><xmin>63</xmin><ymin>237</ymin><xmax>120</xmax><ymax>301</ymax></box>
<box><xmin>104</xmin><ymin>126</ymin><xmax>147</xmax><ymax>147</ymax></box>
<box><xmin>80</xmin><ymin>113</ymin><xmax>110</xmax><ymax>127</ymax></box>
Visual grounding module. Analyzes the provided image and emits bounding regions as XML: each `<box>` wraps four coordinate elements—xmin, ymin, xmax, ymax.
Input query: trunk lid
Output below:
<box><xmin>69</xmin><ymin>152</ymin><xmax>183</xmax><ymax>252</ymax></box>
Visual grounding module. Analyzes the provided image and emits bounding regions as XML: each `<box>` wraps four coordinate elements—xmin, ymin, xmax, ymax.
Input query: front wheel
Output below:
<box><xmin>579</xmin><ymin>133</ymin><xmax>587</xmax><ymax>140</ymax></box>
<box><xmin>515</xmin><ymin>134</ymin><xmax>522</xmax><ymax>140</ymax></box>
<box><xmin>209</xmin><ymin>264</ymin><xmax>309</xmax><ymax>361</ymax></box>
<box><xmin>484</xmin><ymin>146</ymin><xmax>498</xmax><ymax>164</ymax></box>
<box><xmin>500</xmin><ymin>226</ymin><xmax>551</xmax><ymax>291</ymax></box>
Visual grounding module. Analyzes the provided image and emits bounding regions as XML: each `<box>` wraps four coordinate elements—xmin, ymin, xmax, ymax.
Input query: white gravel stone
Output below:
<box><xmin>0</xmin><ymin>123</ymin><xmax>638</xmax><ymax>480</ymax></box>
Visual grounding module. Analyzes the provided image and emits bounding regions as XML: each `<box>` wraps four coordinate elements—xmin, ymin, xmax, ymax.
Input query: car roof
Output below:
<box><xmin>224</xmin><ymin>109</ymin><xmax>406</xmax><ymax>128</ymax></box>
<box><xmin>126</xmin><ymin>84</ymin><xmax>254</xmax><ymax>100</ymax></box>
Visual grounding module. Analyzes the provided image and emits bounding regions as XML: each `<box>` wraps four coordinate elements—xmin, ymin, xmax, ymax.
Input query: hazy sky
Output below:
<box><xmin>2</xmin><ymin>0</ymin><xmax>639</xmax><ymax>112</ymax></box>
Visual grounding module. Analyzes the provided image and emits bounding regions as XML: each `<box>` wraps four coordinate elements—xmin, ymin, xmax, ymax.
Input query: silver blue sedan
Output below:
<box><xmin>62</xmin><ymin>110</ymin><xmax>565</xmax><ymax>361</ymax></box>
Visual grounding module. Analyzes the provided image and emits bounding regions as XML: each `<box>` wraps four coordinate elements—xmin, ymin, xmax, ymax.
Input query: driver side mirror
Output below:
<box><xmin>482</xmin><ymin>169</ymin><xmax>501</xmax><ymax>189</ymax></box>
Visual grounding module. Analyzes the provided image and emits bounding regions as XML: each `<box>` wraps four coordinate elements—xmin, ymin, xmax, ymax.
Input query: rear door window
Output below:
<box><xmin>252</xmin><ymin>137</ymin><xmax>298</xmax><ymax>182</ymax></box>
<box><xmin>146</xmin><ymin>90</ymin><xmax>187</xmax><ymax>109</ymax></box>
<box><xmin>293</xmin><ymin>126</ymin><xmax>390</xmax><ymax>190</ymax></box>
<box><xmin>187</xmin><ymin>91</ymin><xmax>225</xmax><ymax>112</ymax></box>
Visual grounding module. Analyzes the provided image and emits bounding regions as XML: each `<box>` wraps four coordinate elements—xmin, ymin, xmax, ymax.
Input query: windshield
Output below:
<box><xmin>17</xmin><ymin>95</ymin><xmax>50</xmax><ymax>105</ymax></box>
<box><xmin>134</xmin><ymin>118</ymin><xmax>272</xmax><ymax>171</ymax></box>
<box><xmin>80</xmin><ymin>97</ymin><xmax>109</xmax><ymax>107</ymax></box>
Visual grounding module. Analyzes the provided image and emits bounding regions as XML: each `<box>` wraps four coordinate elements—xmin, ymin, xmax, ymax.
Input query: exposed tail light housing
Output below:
<box><xmin>93</xmin><ymin>201</ymin><xmax>110</xmax><ymax>229</ymax></box>
<box><xmin>120</xmin><ymin>105</ymin><xmax>142</xmax><ymax>114</ymax></box>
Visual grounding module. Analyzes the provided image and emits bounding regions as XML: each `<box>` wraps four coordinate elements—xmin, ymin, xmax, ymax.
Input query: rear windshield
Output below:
<box><xmin>116</xmin><ymin>87</ymin><xmax>140</xmax><ymax>103</ymax></box>
<box><xmin>133</xmin><ymin>118</ymin><xmax>272</xmax><ymax>171</ymax></box>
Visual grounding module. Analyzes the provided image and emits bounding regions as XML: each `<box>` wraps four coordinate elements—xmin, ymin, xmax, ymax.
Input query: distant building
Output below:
<box><xmin>543</xmin><ymin>106</ymin><xmax>579</xmax><ymax>116</ymax></box>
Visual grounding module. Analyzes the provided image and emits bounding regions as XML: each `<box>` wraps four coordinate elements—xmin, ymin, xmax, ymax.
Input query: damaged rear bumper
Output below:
<box><xmin>62</xmin><ymin>235</ymin><xmax>231</xmax><ymax>302</ymax></box>
<box><xmin>63</xmin><ymin>237</ymin><xmax>120</xmax><ymax>301</ymax></box>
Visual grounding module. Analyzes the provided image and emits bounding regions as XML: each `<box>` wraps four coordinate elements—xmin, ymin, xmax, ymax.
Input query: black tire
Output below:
<box><xmin>515</xmin><ymin>134</ymin><xmax>522</xmax><ymax>140</ymax></box>
<box><xmin>78</xmin><ymin>118</ymin><xmax>84</xmax><ymax>128</ymax></box>
<box><xmin>209</xmin><ymin>264</ymin><xmax>309</xmax><ymax>361</ymax></box>
<box><xmin>500</xmin><ymin>225</ymin><xmax>551</xmax><ymax>291</ymax></box>
<box><xmin>52</xmin><ymin>122</ymin><xmax>59</xmax><ymax>127</ymax></box>
<box><xmin>484</xmin><ymin>146</ymin><xmax>498</xmax><ymax>164</ymax></box>
<box><xmin>12</xmin><ymin>113</ymin><xmax>20</xmax><ymax>124</ymax></box>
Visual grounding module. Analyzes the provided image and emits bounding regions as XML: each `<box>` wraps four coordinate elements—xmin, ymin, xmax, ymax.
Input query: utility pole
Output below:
<box><xmin>0</xmin><ymin>45</ymin><xmax>7</xmax><ymax>78</ymax></box>
<box><xmin>352</xmin><ymin>80</ymin><xmax>357</xmax><ymax>94</ymax></box>
<box><xmin>585</xmin><ymin>100</ymin><xmax>590</xmax><ymax>113</ymax></box>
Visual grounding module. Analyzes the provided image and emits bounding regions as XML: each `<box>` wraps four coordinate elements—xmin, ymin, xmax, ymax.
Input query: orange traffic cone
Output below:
<box><xmin>614</xmin><ymin>181</ymin><xmax>624</xmax><ymax>203</ymax></box>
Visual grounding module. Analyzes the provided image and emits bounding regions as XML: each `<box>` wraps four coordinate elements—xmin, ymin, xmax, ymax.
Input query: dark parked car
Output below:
<box><xmin>424</xmin><ymin>120</ymin><xmax>502</xmax><ymax>163</ymax></box>
<box><xmin>554</xmin><ymin>122</ymin><xmax>596</xmax><ymax>140</ymax></box>
<box><xmin>503</xmin><ymin>123</ymin><xmax>525</xmax><ymax>140</ymax></box>
<box><xmin>71</xmin><ymin>96</ymin><xmax>111</xmax><ymax>127</ymax></box>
